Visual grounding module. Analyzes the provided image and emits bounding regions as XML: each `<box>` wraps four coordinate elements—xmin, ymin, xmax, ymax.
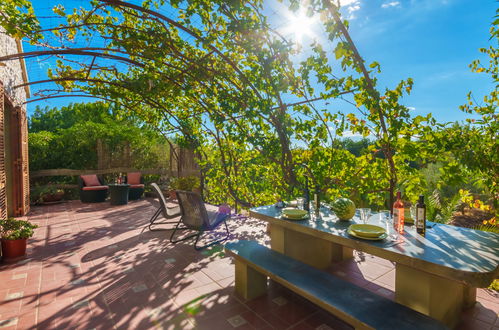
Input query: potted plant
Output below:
<box><xmin>0</xmin><ymin>218</ymin><xmax>38</xmax><ymax>262</ymax></box>
<box><xmin>30</xmin><ymin>184</ymin><xmax>64</xmax><ymax>205</ymax></box>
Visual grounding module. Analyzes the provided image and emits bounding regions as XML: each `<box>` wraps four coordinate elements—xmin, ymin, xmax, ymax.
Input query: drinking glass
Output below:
<box><xmin>410</xmin><ymin>205</ymin><xmax>417</xmax><ymax>223</ymax></box>
<box><xmin>359</xmin><ymin>208</ymin><xmax>371</xmax><ymax>224</ymax></box>
<box><xmin>296</xmin><ymin>197</ymin><xmax>304</xmax><ymax>210</ymax></box>
<box><xmin>379</xmin><ymin>210</ymin><xmax>390</xmax><ymax>223</ymax></box>
<box><xmin>380</xmin><ymin>209</ymin><xmax>401</xmax><ymax>242</ymax></box>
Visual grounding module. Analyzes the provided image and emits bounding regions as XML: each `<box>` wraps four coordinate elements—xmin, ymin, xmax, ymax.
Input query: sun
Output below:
<box><xmin>284</xmin><ymin>9</ymin><xmax>317</xmax><ymax>44</ymax></box>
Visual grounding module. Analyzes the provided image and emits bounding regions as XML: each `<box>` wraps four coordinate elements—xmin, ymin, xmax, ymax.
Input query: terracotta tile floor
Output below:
<box><xmin>0</xmin><ymin>199</ymin><xmax>497</xmax><ymax>329</ymax></box>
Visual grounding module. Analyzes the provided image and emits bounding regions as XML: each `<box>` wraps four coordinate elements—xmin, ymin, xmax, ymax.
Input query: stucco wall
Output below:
<box><xmin>0</xmin><ymin>27</ymin><xmax>28</xmax><ymax>106</ymax></box>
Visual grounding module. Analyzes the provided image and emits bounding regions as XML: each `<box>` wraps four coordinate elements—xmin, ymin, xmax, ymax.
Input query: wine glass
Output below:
<box><xmin>379</xmin><ymin>210</ymin><xmax>389</xmax><ymax>225</ymax></box>
<box><xmin>359</xmin><ymin>208</ymin><xmax>371</xmax><ymax>224</ymax></box>
<box><xmin>380</xmin><ymin>210</ymin><xmax>401</xmax><ymax>242</ymax></box>
<box><xmin>410</xmin><ymin>204</ymin><xmax>417</xmax><ymax>223</ymax></box>
<box><xmin>296</xmin><ymin>197</ymin><xmax>304</xmax><ymax>210</ymax></box>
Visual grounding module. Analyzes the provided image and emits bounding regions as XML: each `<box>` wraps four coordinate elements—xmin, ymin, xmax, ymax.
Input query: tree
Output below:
<box><xmin>456</xmin><ymin>8</ymin><xmax>498</xmax><ymax>209</ymax></box>
<box><xmin>28</xmin><ymin>102</ymin><xmax>169</xmax><ymax>171</ymax></box>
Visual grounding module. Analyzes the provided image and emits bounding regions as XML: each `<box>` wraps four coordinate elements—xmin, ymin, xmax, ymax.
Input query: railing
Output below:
<box><xmin>30</xmin><ymin>168</ymin><xmax>200</xmax><ymax>191</ymax></box>
<box><xmin>30</xmin><ymin>167</ymin><xmax>199</xmax><ymax>178</ymax></box>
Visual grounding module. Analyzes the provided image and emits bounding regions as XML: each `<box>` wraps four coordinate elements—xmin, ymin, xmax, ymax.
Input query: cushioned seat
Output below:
<box><xmin>78</xmin><ymin>175</ymin><xmax>108</xmax><ymax>203</ymax></box>
<box><xmin>82</xmin><ymin>185</ymin><xmax>109</xmax><ymax>191</ymax></box>
<box><xmin>126</xmin><ymin>172</ymin><xmax>144</xmax><ymax>200</ymax></box>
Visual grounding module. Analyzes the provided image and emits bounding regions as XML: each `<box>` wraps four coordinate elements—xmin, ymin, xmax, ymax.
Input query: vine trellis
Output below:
<box><xmin>1</xmin><ymin>0</ymin><xmax>443</xmax><ymax>208</ymax></box>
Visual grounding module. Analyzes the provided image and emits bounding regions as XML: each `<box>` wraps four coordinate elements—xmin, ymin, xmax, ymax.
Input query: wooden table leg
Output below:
<box><xmin>331</xmin><ymin>243</ymin><xmax>353</xmax><ymax>262</ymax></box>
<box><xmin>234</xmin><ymin>259</ymin><xmax>267</xmax><ymax>300</ymax></box>
<box><xmin>395</xmin><ymin>263</ymin><xmax>472</xmax><ymax>328</ymax></box>
<box><xmin>269</xmin><ymin>224</ymin><xmax>352</xmax><ymax>269</ymax></box>
<box><xmin>463</xmin><ymin>285</ymin><xmax>477</xmax><ymax>309</ymax></box>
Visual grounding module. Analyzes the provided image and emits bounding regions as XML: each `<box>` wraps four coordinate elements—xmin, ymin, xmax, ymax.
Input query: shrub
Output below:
<box><xmin>0</xmin><ymin>218</ymin><xmax>38</xmax><ymax>240</ymax></box>
<box><xmin>170</xmin><ymin>176</ymin><xmax>200</xmax><ymax>191</ymax></box>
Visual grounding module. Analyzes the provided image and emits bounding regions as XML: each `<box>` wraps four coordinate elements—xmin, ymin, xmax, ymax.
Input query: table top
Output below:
<box><xmin>250</xmin><ymin>205</ymin><xmax>499</xmax><ymax>287</ymax></box>
<box><xmin>108</xmin><ymin>183</ymin><xmax>130</xmax><ymax>187</ymax></box>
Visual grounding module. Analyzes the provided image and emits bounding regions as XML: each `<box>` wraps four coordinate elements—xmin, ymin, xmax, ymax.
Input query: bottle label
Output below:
<box><xmin>397</xmin><ymin>207</ymin><xmax>404</xmax><ymax>233</ymax></box>
<box><xmin>393</xmin><ymin>209</ymin><xmax>399</xmax><ymax>230</ymax></box>
<box><xmin>417</xmin><ymin>208</ymin><xmax>425</xmax><ymax>228</ymax></box>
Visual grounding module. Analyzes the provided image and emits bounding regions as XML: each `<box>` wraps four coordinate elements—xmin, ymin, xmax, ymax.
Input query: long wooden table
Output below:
<box><xmin>250</xmin><ymin>205</ymin><xmax>499</xmax><ymax>328</ymax></box>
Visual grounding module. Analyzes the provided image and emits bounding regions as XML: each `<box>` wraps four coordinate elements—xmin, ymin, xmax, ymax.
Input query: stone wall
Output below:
<box><xmin>0</xmin><ymin>27</ymin><xmax>28</xmax><ymax>106</ymax></box>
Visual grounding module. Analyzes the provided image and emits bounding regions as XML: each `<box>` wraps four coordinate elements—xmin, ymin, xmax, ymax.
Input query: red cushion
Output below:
<box><xmin>82</xmin><ymin>185</ymin><xmax>108</xmax><ymax>191</ymax></box>
<box><xmin>81</xmin><ymin>175</ymin><xmax>101</xmax><ymax>187</ymax></box>
<box><xmin>130</xmin><ymin>184</ymin><xmax>144</xmax><ymax>189</ymax></box>
<box><xmin>127</xmin><ymin>172</ymin><xmax>141</xmax><ymax>185</ymax></box>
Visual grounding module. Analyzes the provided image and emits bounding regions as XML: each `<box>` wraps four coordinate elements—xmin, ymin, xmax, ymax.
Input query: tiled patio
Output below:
<box><xmin>0</xmin><ymin>199</ymin><xmax>497</xmax><ymax>329</ymax></box>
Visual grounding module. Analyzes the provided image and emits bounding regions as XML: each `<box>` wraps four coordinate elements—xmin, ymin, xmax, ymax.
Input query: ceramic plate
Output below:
<box><xmin>281</xmin><ymin>214</ymin><xmax>309</xmax><ymax>221</ymax></box>
<box><xmin>349</xmin><ymin>224</ymin><xmax>386</xmax><ymax>238</ymax></box>
<box><xmin>347</xmin><ymin>228</ymin><xmax>387</xmax><ymax>241</ymax></box>
<box><xmin>281</xmin><ymin>208</ymin><xmax>308</xmax><ymax>219</ymax></box>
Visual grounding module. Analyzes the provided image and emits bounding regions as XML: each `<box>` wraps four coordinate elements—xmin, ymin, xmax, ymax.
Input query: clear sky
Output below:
<box><xmin>340</xmin><ymin>0</ymin><xmax>496</xmax><ymax>123</ymax></box>
<box><xmin>23</xmin><ymin>0</ymin><xmax>497</xmax><ymax>125</ymax></box>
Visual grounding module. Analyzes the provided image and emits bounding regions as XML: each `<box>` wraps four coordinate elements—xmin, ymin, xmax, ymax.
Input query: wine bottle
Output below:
<box><xmin>313</xmin><ymin>186</ymin><xmax>320</xmax><ymax>215</ymax></box>
<box><xmin>393</xmin><ymin>191</ymin><xmax>405</xmax><ymax>234</ymax></box>
<box><xmin>416</xmin><ymin>195</ymin><xmax>426</xmax><ymax>236</ymax></box>
<box><xmin>303</xmin><ymin>176</ymin><xmax>310</xmax><ymax>211</ymax></box>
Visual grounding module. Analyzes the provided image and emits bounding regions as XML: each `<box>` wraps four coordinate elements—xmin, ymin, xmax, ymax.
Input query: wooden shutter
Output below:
<box><xmin>20</xmin><ymin>107</ymin><xmax>29</xmax><ymax>214</ymax></box>
<box><xmin>10</xmin><ymin>107</ymin><xmax>21</xmax><ymax>216</ymax></box>
<box><xmin>0</xmin><ymin>82</ymin><xmax>7</xmax><ymax>219</ymax></box>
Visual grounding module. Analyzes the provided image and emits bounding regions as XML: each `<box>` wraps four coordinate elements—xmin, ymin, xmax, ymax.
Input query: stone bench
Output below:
<box><xmin>225</xmin><ymin>240</ymin><xmax>447</xmax><ymax>330</ymax></box>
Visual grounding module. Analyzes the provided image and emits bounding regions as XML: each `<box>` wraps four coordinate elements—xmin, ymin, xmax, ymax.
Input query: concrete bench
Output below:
<box><xmin>225</xmin><ymin>240</ymin><xmax>447</xmax><ymax>330</ymax></box>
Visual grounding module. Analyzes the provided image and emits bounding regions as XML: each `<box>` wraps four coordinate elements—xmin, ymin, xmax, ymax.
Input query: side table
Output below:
<box><xmin>108</xmin><ymin>184</ymin><xmax>130</xmax><ymax>205</ymax></box>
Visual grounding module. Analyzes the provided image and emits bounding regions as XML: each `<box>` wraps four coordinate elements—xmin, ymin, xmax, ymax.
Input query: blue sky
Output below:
<box><xmin>335</xmin><ymin>0</ymin><xmax>496</xmax><ymax>123</ymax></box>
<box><xmin>24</xmin><ymin>0</ymin><xmax>496</xmax><ymax>125</ymax></box>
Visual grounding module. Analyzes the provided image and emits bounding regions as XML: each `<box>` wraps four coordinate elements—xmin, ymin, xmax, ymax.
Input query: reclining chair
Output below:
<box><xmin>170</xmin><ymin>190</ymin><xmax>230</xmax><ymax>250</ymax></box>
<box><xmin>149</xmin><ymin>183</ymin><xmax>181</xmax><ymax>231</ymax></box>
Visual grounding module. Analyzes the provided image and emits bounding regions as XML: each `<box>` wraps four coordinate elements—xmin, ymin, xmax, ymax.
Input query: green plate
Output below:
<box><xmin>349</xmin><ymin>224</ymin><xmax>386</xmax><ymax>238</ymax></box>
<box><xmin>281</xmin><ymin>214</ymin><xmax>309</xmax><ymax>221</ymax></box>
<box><xmin>348</xmin><ymin>227</ymin><xmax>387</xmax><ymax>241</ymax></box>
<box><xmin>281</xmin><ymin>208</ymin><xmax>308</xmax><ymax>219</ymax></box>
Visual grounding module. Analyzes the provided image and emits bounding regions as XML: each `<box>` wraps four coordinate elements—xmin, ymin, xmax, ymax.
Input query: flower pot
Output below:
<box><xmin>1</xmin><ymin>238</ymin><xmax>27</xmax><ymax>263</ymax></box>
<box><xmin>169</xmin><ymin>190</ymin><xmax>177</xmax><ymax>200</ymax></box>
<box><xmin>41</xmin><ymin>191</ymin><xmax>64</xmax><ymax>203</ymax></box>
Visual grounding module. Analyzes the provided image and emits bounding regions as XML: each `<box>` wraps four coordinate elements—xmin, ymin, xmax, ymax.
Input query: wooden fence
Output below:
<box><xmin>30</xmin><ymin>147</ymin><xmax>202</xmax><ymax>196</ymax></box>
<box><xmin>30</xmin><ymin>167</ymin><xmax>199</xmax><ymax>179</ymax></box>
<box><xmin>31</xmin><ymin>167</ymin><xmax>199</xmax><ymax>187</ymax></box>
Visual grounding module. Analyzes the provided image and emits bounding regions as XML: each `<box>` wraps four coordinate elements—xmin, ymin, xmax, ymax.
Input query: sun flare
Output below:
<box><xmin>284</xmin><ymin>9</ymin><xmax>317</xmax><ymax>44</ymax></box>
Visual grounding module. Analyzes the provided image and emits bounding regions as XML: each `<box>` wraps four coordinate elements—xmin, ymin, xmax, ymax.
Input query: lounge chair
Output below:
<box><xmin>126</xmin><ymin>172</ymin><xmax>145</xmax><ymax>200</ymax></box>
<box><xmin>149</xmin><ymin>183</ymin><xmax>181</xmax><ymax>231</ymax></box>
<box><xmin>170</xmin><ymin>190</ymin><xmax>230</xmax><ymax>250</ymax></box>
<box><xmin>78</xmin><ymin>174</ymin><xmax>108</xmax><ymax>203</ymax></box>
